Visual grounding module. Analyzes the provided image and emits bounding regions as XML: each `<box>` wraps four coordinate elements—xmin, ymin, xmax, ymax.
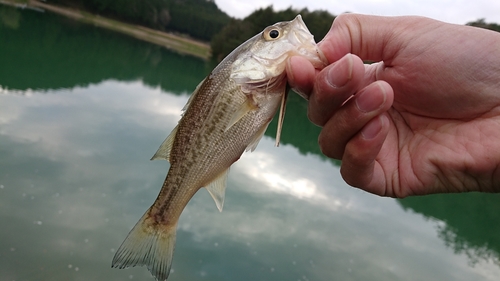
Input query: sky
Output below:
<box><xmin>214</xmin><ymin>0</ymin><xmax>500</xmax><ymax>25</ymax></box>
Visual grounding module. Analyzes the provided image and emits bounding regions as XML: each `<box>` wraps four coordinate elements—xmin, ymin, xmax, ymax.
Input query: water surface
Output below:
<box><xmin>1</xmin><ymin>6</ymin><xmax>500</xmax><ymax>281</ymax></box>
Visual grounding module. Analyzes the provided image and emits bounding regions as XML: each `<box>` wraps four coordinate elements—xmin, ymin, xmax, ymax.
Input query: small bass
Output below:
<box><xmin>112</xmin><ymin>15</ymin><xmax>326</xmax><ymax>281</ymax></box>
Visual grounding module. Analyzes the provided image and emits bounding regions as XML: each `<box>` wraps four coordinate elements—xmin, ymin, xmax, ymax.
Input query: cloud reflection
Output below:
<box><xmin>1</xmin><ymin>80</ymin><xmax>500</xmax><ymax>281</ymax></box>
<box><xmin>243</xmin><ymin>148</ymin><xmax>324</xmax><ymax>200</ymax></box>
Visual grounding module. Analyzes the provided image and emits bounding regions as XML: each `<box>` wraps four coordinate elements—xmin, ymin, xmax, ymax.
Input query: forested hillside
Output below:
<box><xmin>48</xmin><ymin>0</ymin><xmax>230</xmax><ymax>41</ymax></box>
<box><xmin>210</xmin><ymin>6</ymin><xmax>335</xmax><ymax>60</ymax></box>
<box><xmin>41</xmin><ymin>1</ymin><xmax>500</xmax><ymax>60</ymax></box>
<box><xmin>210</xmin><ymin>8</ymin><xmax>500</xmax><ymax>60</ymax></box>
<box><xmin>467</xmin><ymin>18</ymin><xmax>500</xmax><ymax>32</ymax></box>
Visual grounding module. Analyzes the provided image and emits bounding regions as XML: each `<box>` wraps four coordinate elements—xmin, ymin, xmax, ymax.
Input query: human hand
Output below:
<box><xmin>286</xmin><ymin>14</ymin><xmax>500</xmax><ymax>197</ymax></box>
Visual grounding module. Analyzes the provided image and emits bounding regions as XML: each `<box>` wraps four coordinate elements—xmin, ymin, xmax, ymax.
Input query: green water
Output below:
<box><xmin>1</xmin><ymin>5</ymin><xmax>499</xmax><ymax>281</ymax></box>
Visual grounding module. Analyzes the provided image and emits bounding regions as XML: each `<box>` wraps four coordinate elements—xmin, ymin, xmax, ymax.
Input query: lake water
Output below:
<box><xmin>1</xmin><ymin>5</ymin><xmax>500</xmax><ymax>281</ymax></box>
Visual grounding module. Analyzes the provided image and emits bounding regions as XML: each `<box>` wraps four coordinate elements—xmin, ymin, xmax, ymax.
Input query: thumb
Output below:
<box><xmin>319</xmin><ymin>14</ymin><xmax>418</xmax><ymax>63</ymax></box>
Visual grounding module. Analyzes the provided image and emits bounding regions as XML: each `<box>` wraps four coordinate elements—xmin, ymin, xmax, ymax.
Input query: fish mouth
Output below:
<box><xmin>288</xmin><ymin>15</ymin><xmax>328</xmax><ymax>69</ymax></box>
<box><xmin>231</xmin><ymin>15</ymin><xmax>328</xmax><ymax>90</ymax></box>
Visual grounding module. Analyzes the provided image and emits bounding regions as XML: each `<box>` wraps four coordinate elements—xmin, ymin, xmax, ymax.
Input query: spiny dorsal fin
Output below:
<box><xmin>182</xmin><ymin>78</ymin><xmax>206</xmax><ymax>115</ymax></box>
<box><xmin>205</xmin><ymin>169</ymin><xmax>229</xmax><ymax>212</ymax></box>
<box><xmin>225</xmin><ymin>96</ymin><xmax>258</xmax><ymax>132</ymax></box>
<box><xmin>275</xmin><ymin>87</ymin><xmax>289</xmax><ymax>147</ymax></box>
<box><xmin>150</xmin><ymin>78</ymin><xmax>207</xmax><ymax>162</ymax></box>
<box><xmin>151</xmin><ymin>125</ymin><xmax>178</xmax><ymax>161</ymax></box>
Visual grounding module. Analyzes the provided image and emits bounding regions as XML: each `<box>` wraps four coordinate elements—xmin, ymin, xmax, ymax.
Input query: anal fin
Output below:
<box><xmin>205</xmin><ymin>169</ymin><xmax>229</xmax><ymax>212</ymax></box>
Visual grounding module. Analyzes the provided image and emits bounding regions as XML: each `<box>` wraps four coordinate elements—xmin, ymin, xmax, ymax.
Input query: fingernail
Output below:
<box><xmin>356</xmin><ymin>83</ymin><xmax>386</xmax><ymax>113</ymax></box>
<box><xmin>361</xmin><ymin>115</ymin><xmax>383</xmax><ymax>140</ymax></box>
<box><xmin>326</xmin><ymin>54</ymin><xmax>353</xmax><ymax>88</ymax></box>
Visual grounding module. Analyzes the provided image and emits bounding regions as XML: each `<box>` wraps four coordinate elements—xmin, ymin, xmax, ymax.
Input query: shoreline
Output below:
<box><xmin>0</xmin><ymin>0</ymin><xmax>211</xmax><ymax>60</ymax></box>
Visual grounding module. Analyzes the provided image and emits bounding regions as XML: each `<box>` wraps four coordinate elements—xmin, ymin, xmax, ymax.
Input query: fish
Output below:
<box><xmin>111</xmin><ymin>14</ymin><xmax>327</xmax><ymax>281</ymax></box>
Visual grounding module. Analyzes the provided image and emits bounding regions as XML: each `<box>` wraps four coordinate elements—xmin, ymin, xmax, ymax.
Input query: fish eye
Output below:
<box><xmin>263</xmin><ymin>26</ymin><xmax>282</xmax><ymax>41</ymax></box>
<box><xmin>269</xmin><ymin>29</ymin><xmax>279</xmax><ymax>38</ymax></box>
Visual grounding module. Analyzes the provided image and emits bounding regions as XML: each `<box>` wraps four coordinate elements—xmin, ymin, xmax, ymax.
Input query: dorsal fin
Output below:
<box><xmin>150</xmin><ymin>77</ymin><xmax>208</xmax><ymax>162</ymax></box>
<box><xmin>150</xmin><ymin>125</ymin><xmax>178</xmax><ymax>161</ymax></box>
<box><xmin>182</xmin><ymin>78</ymin><xmax>206</xmax><ymax>115</ymax></box>
<box><xmin>205</xmin><ymin>168</ymin><xmax>230</xmax><ymax>212</ymax></box>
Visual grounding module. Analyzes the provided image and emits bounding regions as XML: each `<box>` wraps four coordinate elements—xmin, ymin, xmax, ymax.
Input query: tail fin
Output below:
<box><xmin>112</xmin><ymin>210</ymin><xmax>177</xmax><ymax>281</ymax></box>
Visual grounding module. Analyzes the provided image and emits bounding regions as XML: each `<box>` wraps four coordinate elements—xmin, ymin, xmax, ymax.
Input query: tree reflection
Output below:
<box><xmin>0</xmin><ymin>5</ymin><xmax>20</xmax><ymax>29</ymax></box>
<box><xmin>0</xmin><ymin>5</ymin><xmax>208</xmax><ymax>93</ymax></box>
<box><xmin>0</xmin><ymin>5</ymin><xmax>339</xmax><ymax>165</ymax></box>
<box><xmin>398</xmin><ymin>193</ymin><xmax>500</xmax><ymax>266</ymax></box>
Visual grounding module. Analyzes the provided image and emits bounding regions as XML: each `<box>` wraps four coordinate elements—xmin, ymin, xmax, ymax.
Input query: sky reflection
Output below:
<box><xmin>2</xmin><ymin>80</ymin><xmax>499</xmax><ymax>281</ymax></box>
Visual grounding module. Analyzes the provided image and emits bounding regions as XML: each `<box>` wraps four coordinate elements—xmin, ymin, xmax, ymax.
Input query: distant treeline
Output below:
<box><xmin>211</xmin><ymin>6</ymin><xmax>335</xmax><ymax>60</ymax></box>
<box><xmin>210</xmin><ymin>9</ymin><xmax>500</xmax><ymax>61</ymax></box>
<box><xmin>467</xmin><ymin>18</ymin><xmax>500</xmax><ymax>32</ymax></box>
<box><xmin>45</xmin><ymin>1</ymin><xmax>500</xmax><ymax>61</ymax></box>
<box><xmin>47</xmin><ymin>0</ymin><xmax>230</xmax><ymax>41</ymax></box>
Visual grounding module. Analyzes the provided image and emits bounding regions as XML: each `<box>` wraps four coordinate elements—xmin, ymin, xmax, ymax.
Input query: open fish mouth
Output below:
<box><xmin>233</xmin><ymin>14</ymin><xmax>327</xmax><ymax>87</ymax></box>
<box><xmin>257</xmin><ymin>15</ymin><xmax>327</xmax><ymax>73</ymax></box>
<box><xmin>287</xmin><ymin>15</ymin><xmax>328</xmax><ymax>68</ymax></box>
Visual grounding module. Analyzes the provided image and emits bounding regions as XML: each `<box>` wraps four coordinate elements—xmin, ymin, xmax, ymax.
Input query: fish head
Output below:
<box><xmin>230</xmin><ymin>15</ymin><xmax>327</xmax><ymax>91</ymax></box>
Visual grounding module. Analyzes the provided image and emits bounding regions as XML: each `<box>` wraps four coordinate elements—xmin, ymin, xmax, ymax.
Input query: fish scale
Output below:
<box><xmin>112</xmin><ymin>14</ymin><xmax>327</xmax><ymax>281</ymax></box>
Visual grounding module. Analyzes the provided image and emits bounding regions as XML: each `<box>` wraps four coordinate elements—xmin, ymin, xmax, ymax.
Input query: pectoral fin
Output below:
<box><xmin>151</xmin><ymin>125</ymin><xmax>178</xmax><ymax>161</ymax></box>
<box><xmin>225</xmin><ymin>96</ymin><xmax>258</xmax><ymax>132</ymax></box>
<box><xmin>275</xmin><ymin>86</ymin><xmax>289</xmax><ymax>147</ymax></box>
<box><xmin>205</xmin><ymin>169</ymin><xmax>229</xmax><ymax>212</ymax></box>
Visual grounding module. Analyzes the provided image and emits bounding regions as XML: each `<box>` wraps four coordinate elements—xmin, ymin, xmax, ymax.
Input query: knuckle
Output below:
<box><xmin>318</xmin><ymin>129</ymin><xmax>342</xmax><ymax>160</ymax></box>
<box><xmin>307</xmin><ymin>99</ymin><xmax>330</xmax><ymax>126</ymax></box>
<box><xmin>340</xmin><ymin>164</ymin><xmax>361</xmax><ymax>187</ymax></box>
